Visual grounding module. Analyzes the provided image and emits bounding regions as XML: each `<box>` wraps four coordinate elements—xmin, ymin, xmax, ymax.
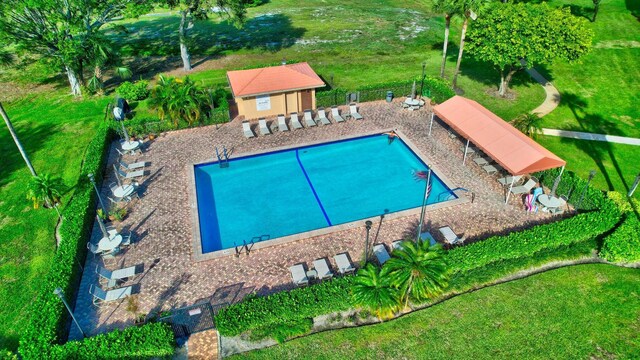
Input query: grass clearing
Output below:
<box><xmin>234</xmin><ymin>264</ymin><xmax>640</xmax><ymax>360</ymax></box>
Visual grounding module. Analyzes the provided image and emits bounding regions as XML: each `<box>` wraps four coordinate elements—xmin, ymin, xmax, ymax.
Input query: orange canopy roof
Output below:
<box><xmin>434</xmin><ymin>96</ymin><xmax>565</xmax><ymax>175</ymax></box>
<box><xmin>227</xmin><ymin>62</ymin><xmax>325</xmax><ymax>97</ymax></box>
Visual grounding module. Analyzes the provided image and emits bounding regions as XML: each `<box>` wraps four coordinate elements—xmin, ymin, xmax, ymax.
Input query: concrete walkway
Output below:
<box><xmin>542</xmin><ymin>128</ymin><xmax>640</xmax><ymax>146</ymax></box>
<box><xmin>526</xmin><ymin>67</ymin><xmax>561</xmax><ymax>117</ymax></box>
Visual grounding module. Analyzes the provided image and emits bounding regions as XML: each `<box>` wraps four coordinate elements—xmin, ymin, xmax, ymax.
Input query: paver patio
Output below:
<box><xmin>70</xmin><ymin>99</ymin><xmax>555</xmax><ymax>340</ymax></box>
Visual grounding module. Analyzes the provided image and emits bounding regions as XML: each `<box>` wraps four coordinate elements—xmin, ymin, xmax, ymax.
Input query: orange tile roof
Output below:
<box><xmin>434</xmin><ymin>96</ymin><xmax>565</xmax><ymax>175</ymax></box>
<box><xmin>227</xmin><ymin>62</ymin><xmax>325</xmax><ymax>97</ymax></box>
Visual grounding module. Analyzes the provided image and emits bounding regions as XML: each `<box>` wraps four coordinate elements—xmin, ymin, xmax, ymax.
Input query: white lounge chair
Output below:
<box><xmin>316</xmin><ymin>108</ymin><xmax>331</xmax><ymax>125</ymax></box>
<box><xmin>259</xmin><ymin>118</ymin><xmax>271</xmax><ymax>135</ymax></box>
<box><xmin>90</xmin><ymin>284</ymin><xmax>133</xmax><ymax>306</ymax></box>
<box><xmin>243</xmin><ymin>121</ymin><xmax>255</xmax><ymax>138</ymax></box>
<box><xmin>96</xmin><ymin>264</ymin><xmax>141</xmax><ymax>288</ymax></box>
<box><xmin>419</xmin><ymin>231</ymin><xmax>437</xmax><ymax>246</ymax></box>
<box><xmin>373</xmin><ymin>244</ymin><xmax>390</xmax><ymax>265</ymax></box>
<box><xmin>483</xmin><ymin>164</ymin><xmax>499</xmax><ymax>174</ymax></box>
<box><xmin>119</xmin><ymin>160</ymin><xmax>146</xmax><ymax>171</ymax></box>
<box><xmin>331</xmin><ymin>106</ymin><xmax>345</xmax><ymax>122</ymax></box>
<box><xmin>438</xmin><ymin>226</ymin><xmax>462</xmax><ymax>244</ymax></box>
<box><xmin>290</xmin><ymin>112</ymin><xmax>303</xmax><ymax>129</ymax></box>
<box><xmin>473</xmin><ymin>157</ymin><xmax>490</xmax><ymax>166</ymax></box>
<box><xmin>277</xmin><ymin>114</ymin><xmax>288</xmax><ymax>132</ymax></box>
<box><xmin>349</xmin><ymin>103</ymin><xmax>363</xmax><ymax>120</ymax></box>
<box><xmin>289</xmin><ymin>264</ymin><xmax>309</xmax><ymax>286</ymax></box>
<box><xmin>333</xmin><ymin>253</ymin><xmax>355</xmax><ymax>274</ymax></box>
<box><xmin>497</xmin><ymin>175</ymin><xmax>523</xmax><ymax>186</ymax></box>
<box><xmin>391</xmin><ymin>240</ymin><xmax>403</xmax><ymax>251</ymax></box>
<box><xmin>303</xmin><ymin>110</ymin><xmax>316</xmax><ymax>127</ymax></box>
<box><xmin>114</xmin><ymin>165</ymin><xmax>144</xmax><ymax>180</ymax></box>
<box><xmin>510</xmin><ymin>179</ymin><xmax>537</xmax><ymax>195</ymax></box>
<box><xmin>313</xmin><ymin>259</ymin><xmax>333</xmax><ymax>280</ymax></box>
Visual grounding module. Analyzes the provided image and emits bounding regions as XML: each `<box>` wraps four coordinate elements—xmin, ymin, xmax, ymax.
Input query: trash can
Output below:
<box><xmin>386</xmin><ymin>91</ymin><xmax>393</xmax><ymax>102</ymax></box>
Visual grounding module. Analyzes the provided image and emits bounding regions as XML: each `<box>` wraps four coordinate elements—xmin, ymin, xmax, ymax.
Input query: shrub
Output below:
<box><xmin>116</xmin><ymin>80</ymin><xmax>150</xmax><ymax>101</ymax></box>
<box><xmin>249</xmin><ymin>318</ymin><xmax>314</xmax><ymax>343</ymax></box>
<box><xmin>600</xmin><ymin>192</ymin><xmax>640</xmax><ymax>263</ymax></box>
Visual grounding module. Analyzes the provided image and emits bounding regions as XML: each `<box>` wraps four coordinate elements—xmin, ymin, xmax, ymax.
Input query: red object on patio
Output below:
<box><xmin>433</xmin><ymin>96</ymin><xmax>565</xmax><ymax>175</ymax></box>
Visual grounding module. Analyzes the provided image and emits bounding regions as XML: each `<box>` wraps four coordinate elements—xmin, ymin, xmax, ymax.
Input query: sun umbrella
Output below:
<box><xmin>96</xmin><ymin>214</ymin><xmax>108</xmax><ymax>239</ymax></box>
<box><xmin>120</xmin><ymin>120</ymin><xmax>130</xmax><ymax>143</ymax></box>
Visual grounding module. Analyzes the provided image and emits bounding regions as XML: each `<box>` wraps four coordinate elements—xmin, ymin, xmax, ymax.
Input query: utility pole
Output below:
<box><xmin>1</xmin><ymin>102</ymin><xmax>37</xmax><ymax>177</ymax></box>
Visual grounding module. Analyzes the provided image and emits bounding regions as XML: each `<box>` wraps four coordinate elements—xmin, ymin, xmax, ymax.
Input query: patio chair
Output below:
<box><xmin>119</xmin><ymin>160</ymin><xmax>146</xmax><ymax>171</ymax></box>
<box><xmin>259</xmin><ymin>118</ymin><xmax>271</xmax><ymax>135</ymax></box>
<box><xmin>96</xmin><ymin>264</ymin><xmax>141</xmax><ymax>288</ymax></box>
<box><xmin>333</xmin><ymin>253</ymin><xmax>355</xmax><ymax>275</ymax></box>
<box><xmin>87</xmin><ymin>242</ymin><xmax>103</xmax><ymax>258</ymax></box>
<box><xmin>349</xmin><ymin>103</ymin><xmax>363</xmax><ymax>120</ymax></box>
<box><xmin>313</xmin><ymin>259</ymin><xmax>333</xmax><ymax>280</ymax></box>
<box><xmin>303</xmin><ymin>110</ymin><xmax>316</xmax><ymax>127</ymax></box>
<box><xmin>331</xmin><ymin>106</ymin><xmax>345</xmax><ymax>122</ymax></box>
<box><xmin>89</xmin><ymin>284</ymin><xmax>133</xmax><ymax>306</ymax></box>
<box><xmin>120</xmin><ymin>233</ymin><xmax>132</xmax><ymax>247</ymax></box>
<box><xmin>420</xmin><ymin>231</ymin><xmax>437</xmax><ymax>246</ymax></box>
<box><xmin>473</xmin><ymin>157</ymin><xmax>490</xmax><ymax>166</ymax></box>
<box><xmin>373</xmin><ymin>244</ymin><xmax>391</xmax><ymax>265</ymax></box>
<box><xmin>391</xmin><ymin>240</ymin><xmax>403</xmax><ymax>251</ymax></box>
<box><xmin>289</xmin><ymin>264</ymin><xmax>309</xmax><ymax>286</ymax></box>
<box><xmin>290</xmin><ymin>112</ymin><xmax>303</xmax><ymax>129</ymax></box>
<box><xmin>242</xmin><ymin>121</ymin><xmax>255</xmax><ymax>138</ymax></box>
<box><xmin>114</xmin><ymin>165</ymin><xmax>144</xmax><ymax>180</ymax></box>
<box><xmin>438</xmin><ymin>226</ymin><xmax>462</xmax><ymax>244</ymax></box>
<box><xmin>316</xmin><ymin>108</ymin><xmax>331</xmax><ymax>125</ymax></box>
<box><xmin>510</xmin><ymin>179</ymin><xmax>537</xmax><ymax>195</ymax></box>
<box><xmin>497</xmin><ymin>175</ymin><xmax>523</xmax><ymax>186</ymax></box>
<box><xmin>483</xmin><ymin>164</ymin><xmax>499</xmax><ymax>174</ymax></box>
<box><xmin>277</xmin><ymin>114</ymin><xmax>289</xmax><ymax>132</ymax></box>
<box><xmin>101</xmin><ymin>248</ymin><xmax>121</xmax><ymax>267</ymax></box>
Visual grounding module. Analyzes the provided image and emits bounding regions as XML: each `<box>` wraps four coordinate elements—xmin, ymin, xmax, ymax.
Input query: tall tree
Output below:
<box><xmin>0</xmin><ymin>102</ymin><xmax>37</xmax><ymax>177</ymax></box>
<box><xmin>163</xmin><ymin>0</ymin><xmax>246</xmax><ymax>71</ymax></box>
<box><xmin>433</xmin><ymin>0</ymin><xmax>459</xmax><ymax>78</ymax></box>
<box><xmin>451</xmin><ymin>0</ymin><xmax>484</xmax><ymax>89</ymax></box>
<box><xmin>592</xmin><ymin>0</ymin><xmax>602</xmax><ymax>22</ymax></box>
<box><xmin>0</xmin><ymin>0</ymin><xmax>150</xmax><ymax>96</ymax></box>
<box><xmin>466</xmin><ymin>2</ymin><xmax>593</xmax><ymax>97</ymax></box>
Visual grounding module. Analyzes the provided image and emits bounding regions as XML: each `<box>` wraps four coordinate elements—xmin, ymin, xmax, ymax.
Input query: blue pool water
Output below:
<box><xmin>194</xmin><ymin>134</ymin><xmax>455</xmax><ymax>253</ymax></box>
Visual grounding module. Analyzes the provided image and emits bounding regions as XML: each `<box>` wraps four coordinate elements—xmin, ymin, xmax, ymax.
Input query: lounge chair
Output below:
<box><xmin>391</xmin><ymin>240</ymin><xmax>403</xmax><ymax>251</ymax></box>
<box><xmin>497</xmin><ymin>175</ymin><xmax>523</xmax><ymax>186</ymax></box>
<box><xmin>313</xmin><ymin>259</ymin><xmax>333</xmax><ymax>280</ymax></box>
<box><xmin>114</xmin><ymin>165</ymin><xmax>144</xmax><ymax>180</ymax></box>
<box><xmin>316</xmin><ymin>108</ymin><xmax>331</xmax><ymax>125</ymax></box>
<box><xmin>290</xmin><ymin>112</ymin><xmax>303</xmax><ymax>129</ymax></box>
<box><xmin>419</xmin><ymin>231</ymin><xmax>437</xmax><ymax>246</ymax></box>
<box><xmin>473</xmin><ymin>157</ymin><xmax>490</xmax><ymax>166</ymax></box>
<box><xmin>349</xmin><ymin>103</ymin><xmax>363</xmax><ymax>120</ymax></box>
<box><xmin>243</xmin><ymin>121</ymin><xmax>255</xmax><ymax>138</ymax></box>
<box><xmin>510</xmin><ymin>179</ymin><xmax>537</xmax><ymax>195</ymax></box>
<box><xmin>259</xmin><ymin>118</ymin><xmax>271</xmax><ymax>135</ymax></box>
<box><xmin>90</xmin><ymin>284</ymin><xmax>133</xmax><ymax>306</ymax></box>
<box><xmin>373</xmin><ymin>244</ymin><xmax>391</xmax><ymax>265</ymax></box>
<box><xmin>303</xmin><ymin>110</ymin><xmax>316</xmax><ymax>127</ymax></box>
<box><xmin>119</xmin><ymin>160</ymin><xmax>146</xmax><ymax>171</ymax></box>
<box><xmin>438</xmin><ymin>226</ymin><xmax>462</xmax><ymax>244</ymax></box>
<box><xmin>289</xmin><ymin>264</ymin><xmax>309</xmax><ymax>286</ymax></box>
<box><xmin>333</xmin><ymin>253</ymin><xmax>355</xmax><ymax>274</ymax></box>
<box><xmin>483</xmin><ymin>164</ymin><xmax>499</xmax><ymax>174</ymax></box>
<box><xmin>331</xmin><ymin>106</ymin><xmax>345</xmax><ymax>122</ymax></box>
<box><xmin>277</xmin><ymin>114</ymin><xmax>288</xmax><ymax>132</ymax></box>
<box><xmin>96</xmin><ymin>264</ymin><xmax>141</xmax><ymax>288</ymax></box>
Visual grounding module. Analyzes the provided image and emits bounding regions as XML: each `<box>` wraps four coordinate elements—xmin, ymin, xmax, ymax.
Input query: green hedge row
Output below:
<box><xmin>600</xmin><ymin>193</ymin><xmax>640</xmax><ymax>263</ymax></box>
<box><xmin>215</xmin><ymin>277</ymin><xmax>355</xmax><ymax>336</ymax></box>
<box><xmin>18</xmin><ymin>123</ymin><xmax>175</xmax><ymax>359</ymax></box>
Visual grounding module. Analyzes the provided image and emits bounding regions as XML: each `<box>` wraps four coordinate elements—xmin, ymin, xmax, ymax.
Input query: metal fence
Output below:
<box><xmin>158</xmin><ymin>302</ymin><xmax>227</xmax><ymax>339</ymax></box>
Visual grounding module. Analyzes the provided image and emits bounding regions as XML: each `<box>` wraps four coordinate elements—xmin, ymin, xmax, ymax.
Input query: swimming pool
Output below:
<box><xmin>193</xmin><ymin>132</ymin><xmax>456</xmax><ymax>255</ymax></box>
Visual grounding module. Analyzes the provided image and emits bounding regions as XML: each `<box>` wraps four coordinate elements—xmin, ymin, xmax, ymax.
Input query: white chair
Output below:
<box><xmin>290</xmin><ymin>112</ymin><xmax>303</xmax><ymax>129</ymax></box>
<box><xmin>419</xmin><ymin>232</ymin><xmax>437</xmax><ymax>246</ymax></box>
<box><xmin>119</xmin><ymin>160</ymin><xmax>146</xmax><ymax>171</ymax></box>
<box><xmin>438</xmin><ymin>226</ymin><xmax>462</xmax><ymax>244</ymax></box>
<box><xmin>243</xmin><ymin>121</ymin><xmax>255</xmax><ymax>138</ymax></box>
<box><xmin>289</xmin><ymin>264</ymin><xmax>309</xmax><ymax>286</ymax></box>
<box><xmin>87</xmin><ymin>242</ymin><xmax>103</xmax><ymax>258</ymax></box>
<box><xmin>90</xmin><ymin>284</ymin><xmax>133</xmax><ymax>306</ymax></box>
<box><xmin>483</xmin><ymin>164</ymin><xmax>499</xmax><ymax>174</ymax></box>
<box><xmin>114</xmin><ymin>165</ymin><xmax>144</xmax><ymax>180</ymax></box>
<box><xmin>277</xmin><ymin>114</ymin><xmax>288</xmax><ymax>132</ymax></box>
<box><xmin>473</xmin><ymin>157</ymin><xmax>490</xmax><ymax>166</ymax></box>
<box><xmin>349</xmin><ymin>103</ymin><xmax>363</xmax><ymax>120</ymax></box>
<box><xmin>331</xmin><ymin>106</ymin><xmax>345</xmax><ymax>122</ymax></box>
<box><xmin>333</xmin><ymin>253</ymin><xmax>355</xmax><ymax>274</ymax></box>
<box><xmin>391</xmin><ymin>240</ymin><xmax>403</xmax><ymax>251</ymax></box>
<box><xmin>497</xmin><ymin>175</ymin><xmax>523</xmax><ymax>186</ymax></box>
<box><xmin>303</xmin><ymin>110</ymin><xmax>316</xmax><ymax>127</ymax></box>
<box><xmin>510</xmin><ymin>179</ymin><xmax>537</xmax><ymax>195</ymax></box>
<box><xmin>373</xmin><ymin>244</ymin><xmax>391</xmax><ymax>265</ymax></box>
<box><xmin>259</xmin><ymin>118</ymin><xmax>271</xmax><ymax>135</ymax></box>
<box><xmin>316</xmin><ymin>108</ymin><xmax>331</xmax><ymax>125</ymax></box>
<box><xmin>313</xmin><ymin>259</ymin><xmax>333</xmax><ymax>280</ymax></box>
<box><xmin>96</xmin><ymin>264</ymin><xmax>141</xmax><ymax>288</ymax></box>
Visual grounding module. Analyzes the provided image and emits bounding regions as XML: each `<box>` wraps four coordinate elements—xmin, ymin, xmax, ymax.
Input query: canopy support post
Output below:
<box><xmin>505</xmin><ymin>176</ymin><xmax>516</xmax><ymax>204</ymax></box>
<box><xmin>428</xmin><ymin>112</ymin><xmax>434</xmax><ymax>136</ymax></box>
<box><xmin>463</xmin><ymin>139</ymin><xmax>470</xmax><ymax>165</ymax></box>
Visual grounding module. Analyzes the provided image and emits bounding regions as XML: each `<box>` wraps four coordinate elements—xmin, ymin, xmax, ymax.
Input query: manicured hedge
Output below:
<box><xmin>215</xmin><ymin>277</ymin><xmax>356</xmax><ymax>337</ymax></box>
<box><xmin>600</xmin><ymin>193</ymin><xmax>640</xmax><ymax>263</ymax></box>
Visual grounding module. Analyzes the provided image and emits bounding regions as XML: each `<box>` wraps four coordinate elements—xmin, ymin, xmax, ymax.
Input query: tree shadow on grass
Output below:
<box><xmin>626</xmin><ymin>0</ymin><xmax>640</xmax><ymax>20</ymax></box>
<box><xmin>565</xmin><ymin>4</ymin><xmax>594</xmax><ymax>22</ymax></box>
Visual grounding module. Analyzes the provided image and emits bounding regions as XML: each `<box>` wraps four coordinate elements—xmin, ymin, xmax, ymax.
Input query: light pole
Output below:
<box><xmin>628</xmin><ymin>173</ymin><xmax>640</xmax><ymax>197</ymax></box>
<box><xmin>576</xmin><ymin>170</ymin><xmax>596</xmax><ymax>211</ymax></box>
<box><xmin>88</xmin><ymin>173</ymin><xmax>108</xmax><ymax>216</ymax></box>
<box><xmin>53</xmin><ymin>287</ymin><xmax>85</xmax><ymax>338</ymax></box>
<box><xmin>364</xmin><ymin>220</ymin><xmax>373</xmax><ymax>265</ymax></box>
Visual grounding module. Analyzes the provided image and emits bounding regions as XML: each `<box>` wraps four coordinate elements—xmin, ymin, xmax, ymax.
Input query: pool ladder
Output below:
<box><xmin>215</xmin><ymin>146</ymin><xmax>229</xmax><ymax>168</ymax></box>
<box><xmin>234</xmin><ymin>235</ymin><xmax>270</xmax><ymax>257</ymax></box>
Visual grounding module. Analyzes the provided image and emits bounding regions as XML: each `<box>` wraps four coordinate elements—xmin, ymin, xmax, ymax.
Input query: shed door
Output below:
<box><xmin>300</xmin><ymin>90</ymin><xmax>312</xmax><ymax>110</ymax></box>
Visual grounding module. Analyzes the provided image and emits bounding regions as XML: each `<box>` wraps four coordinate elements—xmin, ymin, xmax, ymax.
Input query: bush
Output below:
<box><xmin>215</xmin><ymin>277</ymin><xmax>355</xmax><ymax>337</ymax></box>
<box><xmin>600</xmin><ymin>193</ymin><xmax>640</xmax><ymax>263</ymax></box>
<box><xmin>249</xmin><ymin>318</ymin><xmax>314</xmax><ymax>343</ymax></box>
<box><xmin>116</xmin><ymin>80</ymin><xmax>150</xmax><ymax>101</ymax></box>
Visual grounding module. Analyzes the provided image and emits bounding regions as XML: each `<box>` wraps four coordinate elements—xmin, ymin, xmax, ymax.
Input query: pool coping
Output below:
<box><xmin>188</xmin><ymin>127</ymin><xmax>468</xmax><ymax>262</ymax></box>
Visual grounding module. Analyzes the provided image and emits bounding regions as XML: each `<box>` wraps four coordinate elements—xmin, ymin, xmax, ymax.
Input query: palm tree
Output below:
<box><xmin>510</xmin><ymin>113</ymin><xmax>543</xmax><ymax>139</ymax></box>
<box><xmin>351</xmin><ymin>264</ymin><xmax>401</xmax><ymax>320</ymax></box>
<box><xmin>452</xmin><ymin>0</ymin><xmax>484</xmax><ymax>89</ymax></box>
<box><xmin>433</xmin><ymin>0</ymin><xmax>459</xmax><ymax>78</ymax></box>
<box><xmin>26</xmin><ymin>173</ymin><xmax>65</xmax><ymax>218</ymax></box>
<box><xmin>149</xmin><ymin>75</ymin><xmax>207</xmax><ymax>127</ymax></box>
<box><xmin>384</xmin><ymin>240</ymin><xmax>450</xmax><ymax>308</ymax></box>
<box><xmin>85</xmin><ymin>35</ymin><xmax>132</xmax><ymax>94</ymax></box>
<box><xmin>1</xmin><ymin>102</ymin><xmax>37</xmax><ymax>177</ymax></box>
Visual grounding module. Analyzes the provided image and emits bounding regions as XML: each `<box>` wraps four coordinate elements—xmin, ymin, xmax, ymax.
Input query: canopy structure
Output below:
<box><xmin>432</xmin><ymin>96</ymin><xmax>565</xmax><ymax>176</ymax></box>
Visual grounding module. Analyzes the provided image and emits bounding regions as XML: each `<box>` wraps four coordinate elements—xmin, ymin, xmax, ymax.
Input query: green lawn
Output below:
<box><xmin>234</xmin><ymin>264</ymin><xmax>640</xmax><ymax>359</ymax></box>
<box><xmin>0</xmin><ymin>93</ymin><xmax>107</xmax><ymax>350</ymax></box>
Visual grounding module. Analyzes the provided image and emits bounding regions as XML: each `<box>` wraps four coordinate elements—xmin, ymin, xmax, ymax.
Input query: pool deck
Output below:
<box><xmin>69</xmin><ymin>99</ymin><xmax>554</xmax><ymax>340</ymax></box>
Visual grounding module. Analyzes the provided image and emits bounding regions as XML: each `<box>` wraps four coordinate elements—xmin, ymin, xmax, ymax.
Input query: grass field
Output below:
<box><xmin>234</xmin><ymin>264</ymin><xmax>640</xmax><ymax>359</ymax></box>
<box><xmin>0</xmin><ymin>93</ymin><xmax>107</xmax><ymax>349</ymax></box>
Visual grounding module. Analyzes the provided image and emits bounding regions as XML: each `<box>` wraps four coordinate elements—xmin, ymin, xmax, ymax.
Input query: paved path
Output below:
<box><xmin>542</xmin><ymin>128</ymin><xmax>640</xmax><ymax>146</ymax></box>
<box><xmin>526</xmin><ymin>67</ymin><xmax>561</xmax><ymax>117</ymax></box>
<box><xmin>187</xmin><ymin>329</ymin><xmax>219</xmax><ymax>359</ymax></box>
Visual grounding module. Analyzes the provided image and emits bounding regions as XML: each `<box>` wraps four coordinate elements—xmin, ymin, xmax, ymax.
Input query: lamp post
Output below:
<box><xmin>88</xmin><ymin>173</ymin><xmax>108</xmax><ymax>216</ymax></box>
<box><xmin>628</xmin><ymin>173</ymin><xmax>640</xmax><ymax>197</ymax></box>
<box><xmin>420</xmin><ymin>61</ymin><xmax>426</xmax><ymax>99</ymax></box>
<box><xmin>364</xmin><ymin>220</ymin><xmax>373</xmax><ymax>265</ymax></box>
<box><xmin>576</xmin><ymin>170</ymin><xmax>596</xmax><ymax>211</ymax></box>
<box><xmin>53</xmin><ymin>287</ymin><xmax>85</xmax><ymax>338</ymax></box>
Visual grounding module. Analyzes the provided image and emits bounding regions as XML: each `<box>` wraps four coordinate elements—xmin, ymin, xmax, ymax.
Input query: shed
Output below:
<box><xmin>227</xmin><ymin>62</ymin><xmax>325</xmax><ymax>119</ymax></box>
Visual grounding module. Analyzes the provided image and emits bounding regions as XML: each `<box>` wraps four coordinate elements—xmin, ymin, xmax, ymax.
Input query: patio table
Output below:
<box><xmin>113</xmin><ymin>184</ymin><xmax>135</xmax><ymax>199</ymax></box>
<box><xmin>99</xmin><ymin>233</ymin><xmax>123</xmax><ymax>252</ymax></box>
<box><xmin>121</xmin><ymin>140</ymin><xmax>141</xmax><ymax>154</ymax></box>
<box><xmin>537</xmin><ymin>194</ymin><xmax>563</xmax><ymax>210</ymax></box>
